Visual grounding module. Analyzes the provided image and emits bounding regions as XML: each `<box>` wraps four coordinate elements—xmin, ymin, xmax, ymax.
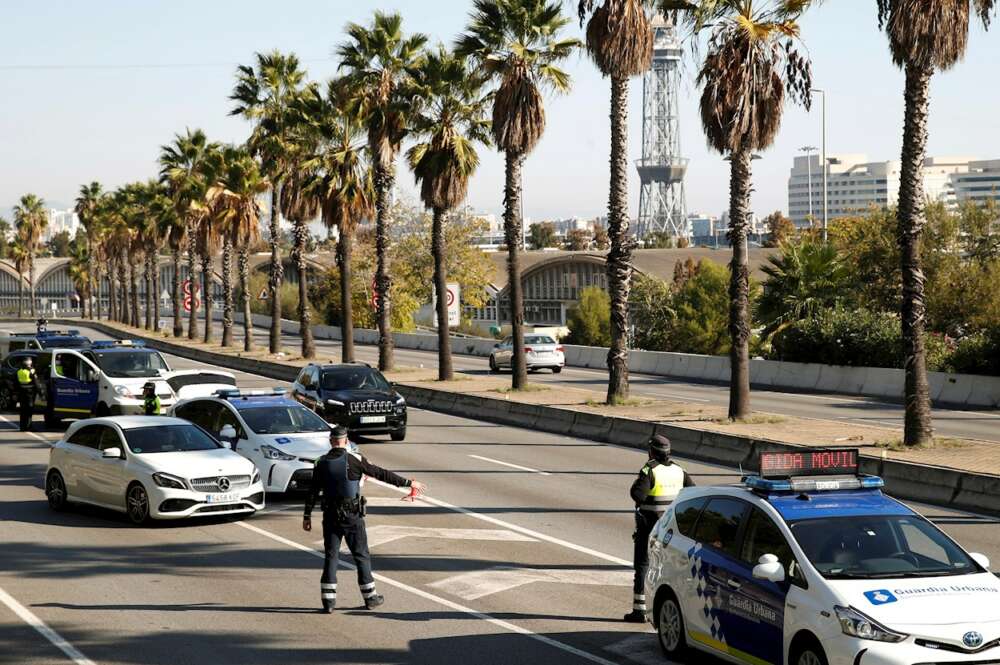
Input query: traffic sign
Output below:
<box><xmin>258</xmin><ymin>287</ymin><xmax>268</xmax><ymax>301</ymax></box>
<box><xmin>434</xmin><ymin>283</ymin><xmax>461</xmax><ymax>328</ymax></box>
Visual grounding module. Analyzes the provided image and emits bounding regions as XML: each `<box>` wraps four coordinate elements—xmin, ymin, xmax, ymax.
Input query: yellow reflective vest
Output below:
<box><xmin>640</xmin><ymin>462</ymin><xmax>685</xmax><ymax>512</ymax></box>
<box><xmin>17</xmin><ymin>368</ymin><xmax>35</xmax><ymax>387</ymax></box>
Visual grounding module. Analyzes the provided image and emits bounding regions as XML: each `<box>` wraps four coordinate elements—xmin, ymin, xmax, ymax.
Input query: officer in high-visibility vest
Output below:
<box><xmin>16</xmin><ymin>357</ymin><xmax>37</xmax><ymax>432</ymax></box>
<box><xmin>141</xmin><ymin>382</ymin><xmax>161</xmax><ymax>415</ymax></box>
<box><xmin>624</xmin><ymin>434</ymin><xmax>694</xmax><ymax>623</ymax></box>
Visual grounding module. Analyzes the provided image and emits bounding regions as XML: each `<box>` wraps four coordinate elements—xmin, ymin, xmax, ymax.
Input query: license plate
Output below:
<box><xmin>360</xmin><ymin>415</ymin><xmax>386</xmax><ymax>424</ymax></box>
<box><xmin>206</xmin><ymin>492</ymin><xmax>239</xmax><ymax>504</ymax></box>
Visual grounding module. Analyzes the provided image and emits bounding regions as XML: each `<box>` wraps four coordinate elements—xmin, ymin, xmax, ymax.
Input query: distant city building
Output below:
<box><xmin>788</xmin><ymin>154</ymin><xmax>996</xmax><ymax>227</ymax></box>
<box><xmin>688</xmin><ymin>212</ymin><xmax>717</xmax><ymax>245</ymax></box>
<box><xmin>44</xmin><ymin>209</ymin><xmax>80</xmax><ymax>242</ymax></box>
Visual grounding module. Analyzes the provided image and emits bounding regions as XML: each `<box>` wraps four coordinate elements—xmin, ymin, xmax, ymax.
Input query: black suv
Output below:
<box><xmin>291</xmin><ymin>363</ymin><xmax>407</xmax><ymax>441</ymax></box>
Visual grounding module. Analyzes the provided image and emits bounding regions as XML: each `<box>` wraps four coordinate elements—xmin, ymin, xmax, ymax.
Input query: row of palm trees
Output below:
<box><xmin>60</xmin><ymin>0</ymin><xmax>990</xmax><ymax>448</ymax></box>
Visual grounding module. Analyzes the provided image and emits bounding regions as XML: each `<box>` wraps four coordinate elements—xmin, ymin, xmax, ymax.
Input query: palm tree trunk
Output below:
<box><xmin>129</xmin><ymin>259</ymin><xmax>139</xmax><ymax>328</ymax></box>
<box><xmin>152</xmin><ymin>257</ymin><xmax>161</xmax><ymax>332</ymax></box>
<box><xmin>373</xmin><ymin>162</ymin><xmax>395</xmax><ymax>371</ymax></box>
<box><xmin>108</xmin><ymin>264</ymin><xmax>116</xmax><ymax>322</ymax></box>
<box><xmin>268</xmin><ymin>184</ymin><xmax>283</xmax><ymax>354</ymax></box>
<box><xmin>239</xmin><ymin>245</ymin><xmax>254</xmax><ymax>353</ymax></box>
<box><xmin>16</xmin><ymin>273</ymin><xmax>23</xmax><ymax>319</ymax></box>
<box><xmin>221</xmin><ymin>237</ymin><xmax>234</xmax><ymax>347</ymax></box>
<box><xmin>293</xmin><ymin>219</ymin><xmax>315</xmax><ymax>359</ymax></box>
<box><xmin>187</xmin><ymin>221</ymin><xmax>199</xmax><ymax>339</ymax></box>
<box><xmin>87</xmin><ymin>238</ymin><xmax>94</xmax><ymax>320</ymax></box>
<box><xmin>143</xmin><ymin>254</ymin><xmax>152</xmax><ymax>330</ymax></box>
<box><xmin>503</xmin><ymin>150</ymin><xmax>527</xmax><ymax>390</ymax></box>
<box><xmin>29</xmin><ymin>257</ymin><xmax>35</xmax><ymax>319</ymax></box>
<box><xmin>606</xmin><ymin>74</ymin><xmax>633</xmax><ymax>404</ymax></box>
<box><xmin>727</xmin><ymin>149</ymin><xmax>753</xmax><ymax>420</ymax></box>
<box><xmin>94</xmin><ymin>266</ymin><xmax>102</xmax><ymax>320</ymax></box>
<box><xmin>432</xmin><ymin>207</ymin><xmax>453</xmax><ymax>381</ymax></box>
<box><xmin>120</xmin><ymin>261</ymin><xmax>129</xmax><ymax>325</ymax></box>
<box><xmin>172</xmin><ymin>247</ymin><xmax>183</xmax><ymax>337</ymax></box>
<box><xmin>338</xmin><ymin>225</ymin><xmax>355</xmax><ymax>363</ymax></box>
<box><xmin>898</xmin><ymin>63</ymin><xmax>935</xmax><ymax>447</ymax></box>
<box><xmin>202</xmin><ymin>255</ymin><xmax>213</xmax><ymax>344</ymax></box>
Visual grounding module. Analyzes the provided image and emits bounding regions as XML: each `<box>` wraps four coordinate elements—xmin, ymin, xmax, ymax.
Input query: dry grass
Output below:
<box><xmin>585</xmin><ymin>397</ymin><xmax>653</xmax><ymax>407</ymax></box>
<box><xmin>874</xmin><ymin>437</ymin><xmax>973</xmax><ymax>452</ymax></box>
<box><xmin>491</xmin><ymin>383</ymin><xmax>550</xmax><ymax>394</ymax></box>
<box><xmin>712</xmin><ymin>414</ymin><xmax>788</xmax><ymax>425</ymax></box>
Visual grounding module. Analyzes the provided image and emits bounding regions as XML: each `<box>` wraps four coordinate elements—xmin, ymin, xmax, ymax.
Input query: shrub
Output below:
<box><xmin>564</xmin><ymin>287</ymin><xmax>611</xmax><ymax>347</ymax></box>
<box><xmin>669</xmin><ymin>260</ymin><xmax>734</xmax><ymax>356</ymax></box>
<box><xmin>946</xmin><ymin>327</ymin><xmax>1000</xmax><ymax>376</ymax></box>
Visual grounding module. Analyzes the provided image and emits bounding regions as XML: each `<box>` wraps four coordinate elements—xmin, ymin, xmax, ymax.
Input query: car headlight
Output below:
<box><xmin>114</xmin><ymin>385</ymin><xmax>133</xmax><ymax>398</ymax></box>
<box><xmin>835</xmin><ymin>606</ymin><xmax>908</xmax><ymax>643</ymax></box>
<box><xmin>326</xmin><ymin>398</ymin><xmax>345</xmax><ymax>407</ymax></box>
<box><xmin>260</xmin><ymin>444</ymin><xmax>296</xmax><ymax>461</ymax></box>
<box><xmin>251</xmin><ymin>468</ymin><xmax>260</xmax><ymax>484</ymax></box>
<box><xmin>151</xmin><ymin>472</ymin><xmax>187</xmax><ymax>490</ymax></box>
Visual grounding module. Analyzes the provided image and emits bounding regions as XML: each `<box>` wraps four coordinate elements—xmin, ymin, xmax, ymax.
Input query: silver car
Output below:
<box><xmin>489</xmin><ymin>335</ymin><xmax>565</xmax><ymax>374</ymax></box>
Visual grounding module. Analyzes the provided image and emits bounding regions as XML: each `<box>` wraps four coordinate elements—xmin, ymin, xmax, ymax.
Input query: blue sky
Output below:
<box><xmin>2</xmin><ymin>0</ymin><xmax>999</xmax><ymax>222</ymax></box>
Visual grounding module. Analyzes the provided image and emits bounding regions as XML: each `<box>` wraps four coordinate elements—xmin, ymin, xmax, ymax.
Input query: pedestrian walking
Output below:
<box><xmin>303</xmin><ymin>425</ymin><xmax>426</xmax><ymax>613</ymax></box>
<box><xmin>16</xmin><ymin>357</ymin><xmax>37</xmax><ymax>432</ymax></box>
<box><xmin>624</xmin><ymin>434</ymin><xmax>694</xmax><ymax>623</ymax></box>
<box><xmin>141</xmin><ymin>382</ymin><xmax>161</xmax><ymax>415</ymax></box>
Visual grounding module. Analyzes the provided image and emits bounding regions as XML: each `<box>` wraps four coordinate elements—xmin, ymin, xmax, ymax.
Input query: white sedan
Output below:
<box><xmin>46</xmin><ymin>416</ymin><xmax>264</xmax><ymax>524</ymax></box>
<box><xmin>489</xmin><ymin>334</ymin><xmax>565</xmax><ymax>374</ymax></box>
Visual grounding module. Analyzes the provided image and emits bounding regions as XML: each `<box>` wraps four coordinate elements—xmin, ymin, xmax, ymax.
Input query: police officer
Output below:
<box><xmin>624</xmin><ymin>434</ymin><xmax>694</xmax><ymax>623</ymax></box>
<box><xmin>303</xmin><ymin>425</ymin><xmax>426</xmax><ymax>613</ymax></box>
<box><xmin>141</xmin><ymin>382</ymin><xmax>160</xmax><ymax>415</ymax></box>
<box><xmin>16</xmin><ymin>357</ymin><xmax>37</xmax><ymax>432</ymax></box>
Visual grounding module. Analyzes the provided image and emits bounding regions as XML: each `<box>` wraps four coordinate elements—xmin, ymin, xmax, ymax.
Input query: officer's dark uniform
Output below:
<box><xmin>304</xmin><ymin>435</ymin><xmax>413</xmax><ymax>613</ymax></box>
<box><xmin>624</xmin><ymin>434</ymin><xmax>694</xmax><ymax>623</ymax></box>
<box><xmin>142</xmin><ymin>383</ymin><xmax>161</xmax><ymax>415</ymax></box>
<box><xmin>16</xmin><ymin>362</ymin><xmax>37</xmax><ymax>432</ymax></box>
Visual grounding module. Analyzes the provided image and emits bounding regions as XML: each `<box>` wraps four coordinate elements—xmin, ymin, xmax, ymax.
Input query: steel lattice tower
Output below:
<box><xmin>636</xmin><ymin>15</ymin><xmax>688</xmax><ymax>239</ymax></box>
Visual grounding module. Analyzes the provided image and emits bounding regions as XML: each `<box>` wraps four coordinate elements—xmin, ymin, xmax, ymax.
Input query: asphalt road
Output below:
<box><xmin>161</xmin><ymin>315</ymin><xmax>1000</xmax><ymax>443</ymax></box>
<box><xmin>2</xmin><ymin>321</ymin><xmax>998</xmax><ymax>665</ymax></box>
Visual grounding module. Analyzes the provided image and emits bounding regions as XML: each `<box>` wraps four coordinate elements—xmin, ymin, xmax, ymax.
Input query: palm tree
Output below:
<box><xmin>407</xmin><ymin>46</ymin><xmax>491</xmax><ymax>380</ymax></box>
<box><xmin>279</xmin><ymin>143</ymin><xmax>321</xmax><ymax>359</ymax></box>
<box><xmin>578</xmin><ymin>0</ymin><xmax>651</xmax><ymax>403</ymax></box>
<box><xmin>339</xmin><ymin>11</ymin><xmax>428</xmax><ymax>372</ymax></box>
<box><xmin>230</xmin><ymin>51</ymin><xmax>306</xmax><ymax>355</ymax></box>
<box><xmin>160</xmin><ymin>129</ymin><xmax>218</xmax><ymax>340</ymax></box>
<box><xmin>68</xmin><ymin>233</ymin><xmax>91</xmax><ymax>317</ymax></box>
<box><xmin>211</xmin><ymin>146</ymin><xmax>268</xmax><ymax>352</ymax></box>
<box><xmin>457</xmin><ymin>0</ymin><xmax>579</xmax><ymax>390</ymax></box>
<box><xmin>74</xmin><ymin>181</ymin><xmax>103</xmax><ymax>319</ymax></box>
<box><xmin>675</xmin><ymin>0</ymin><xmax>814</xmax><ymax>420</ymax></box>
<box><xmin>876</xmin><ymin>0</ymin><xmax>996</xmax><ymax>446</ymax></box>
<box><xmin>13</xmin><ymin>194</ymin><xmax>48</xmax><ymax>319</ymax></box>
<box><xmin>143</xmin><ymin>182</ymin><xmax>174</xmax><ymax>333</ymax></box>
<box><xmin>757</xmin><ymin>240</ymin><xmax>848</xmax><ymax>337</ymax></box>
<box><xmin>10</xmin><ymin>236</ymin><xmax>28</xmax><ymax>318</ymax></box>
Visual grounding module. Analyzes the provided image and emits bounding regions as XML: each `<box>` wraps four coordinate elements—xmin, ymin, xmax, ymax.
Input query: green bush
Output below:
<box><xmin>564</xmin><ymin>287</ymin><xmax>611</xmax><ymax>347</ymax></box>
<box><xmin>946</xmin><ymin>328</ymin><xmax>1000</xmax><ymax>376</ymax></box>
<box><xmin>669</xmin><ymin>261</ymin><xmax>732</xmax><ymax>355</ymax></box>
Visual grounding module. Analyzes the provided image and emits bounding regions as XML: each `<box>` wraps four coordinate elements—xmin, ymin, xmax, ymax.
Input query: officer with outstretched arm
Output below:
<box><xmin>303</xmin><ymin>426</ymin><xmax>427</xmax><ymax>613</ymax></box>
<box><xmin>624</xmin><ymin>434</ymin><xmax>695</xmax><ymax>623</ymax></box>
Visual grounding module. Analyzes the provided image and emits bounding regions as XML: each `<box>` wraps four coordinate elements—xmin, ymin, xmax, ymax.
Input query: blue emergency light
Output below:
<box><xmin>215</xmin><ymin>389</ymin><xmax>242</xmax><ymax>399</ymax></box>
<box><xmin>744</xmin><ymin>474</ymin><xmax>884</xmax><ymax>493</ymax></box>
<box><xmin>92</xmin><ymin>339</ymin><xmax>146</xmax><ymax>349</ymax></box>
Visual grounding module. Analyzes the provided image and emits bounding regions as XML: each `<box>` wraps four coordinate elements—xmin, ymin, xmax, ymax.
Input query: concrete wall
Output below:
<box><xmin>215</xmin><ymin>312</ymin><xmax>1000</xmax><ymax>409</ymax></box>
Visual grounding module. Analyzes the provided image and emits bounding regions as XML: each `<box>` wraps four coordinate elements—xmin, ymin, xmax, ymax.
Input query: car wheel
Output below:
<box><xmin>46</xmin><ymin>471</ymin><xmax>68</xmax><ymax>511</ymax></box>
<box><xmin>792</xmin><ymin>642</ymin><xmax>828</xmax><ymax>665</ymax></box>
<box><xmin>126</xmin><ymin>483</ymin><xmax>150</xmax><ymax>525</ymax></box>
<box><xmin>489</xmin><ymin>356</ymin><xmax>499</xmax><ymax>374</ymax></box>
<box><xmin>552</xmin><ymin>366</ymin><xmax>562</xmax><ymax>374</ymax></box>
<box><xmin>656</xmin><ymin>593</ymin><xmax>687</xmax><ymax>657</ymax></box>
<box><xmin>390</xmin><ymin>428</ymin><xmax>406</xmax><ymax>442</ymax></box>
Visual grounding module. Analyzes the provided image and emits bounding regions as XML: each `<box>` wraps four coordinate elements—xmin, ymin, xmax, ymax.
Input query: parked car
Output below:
<box><xmin>290</xmin><ymin>363</ymin><xmax>407</xmax><ymax>441</ymax></box>
<box><xmin>489</xmin><ymin>334</ymin><xmax>565</xmax><ymax>374</ymax></box>
<box><xmin>45</xmin><ymin>416</ymin><xmax>264</xmax><ymax>524</ymax></box>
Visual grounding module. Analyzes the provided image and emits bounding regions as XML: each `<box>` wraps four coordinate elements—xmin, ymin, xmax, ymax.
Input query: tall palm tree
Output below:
<box><xmin>160</xmin><ymin>129</ymin><xmax>217</xmax><ymax>340</ymax></box>
<box><xmin>303</xmin><ymin>81</ymin><xmax>375</xmax><ymax>363</ymax></box>
<box><xmin>144</xmin><ymin>182</ymin><xmax>174</xmax><ymax>332</ymax></box>
<box><xmin>877</xmin><ymin>0</ymin><xmax>996</xmax><ymax>446</ymax></box>
<box><xmin>10</xmin><ymin>236</ymin><xmax>28</xmax><ymax>318</ymax></box>
<box><xmin>74</xmin><ymin>181</ymin><xmax>103</xmax><ymax>319</ymax></box>
<box><xmin>457</xmin><ymin>0</ymin><xmax>579</xmax><ymax>390</ymax></box>
<box><xmin>578</xmin><ymin>0</ymin><xmax>652</xmax><ymax>403</ymax></box>
<box><xmin>13</xmin><ymin>194</ymin><xmax>48</xmax><ymax>319</ymax></box>
<box><xmin>339</xmin><ymin>11</ymin><xmax>428</xmax><ymax>372</ymax></box>
<box><xmin>68</xmin><ymin>232</ymin><xmax>91</xmax><ymax>317</ymax></box>
<box><xmin>407</xmin><ymin>46</ymin><xmax>491</xmax><ymax>380</ymax></box>
<box><xmin>279</xmin><ymin>151</ymin><xmax>321</xmax><ymax>359</ymax></box>
<box><xmin>230</xmin><ymin>51</ymin><xmax>306</xmax><ymax>355</ymax></box>
<box><xmin>211</xmin><ymin>146</ymin><xmax>268</xmax><ymax>352</ymax></box>
<box><xmin>676</xmin><ymin>0</ymin><xmax>814</xmax><ymax>420</ymax></box>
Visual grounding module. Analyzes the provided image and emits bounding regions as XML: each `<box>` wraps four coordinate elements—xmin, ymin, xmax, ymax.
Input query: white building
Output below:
<box><xmin>943</xmin><ymin>159</ymin><xmax>1000</xmax><ymax>205</ymax></box>
<box><xmin>45</xmin><ymin>209</ymin><xmax>81</xmax><ymax>241</ymax></box>
<box><xmin>688</xmin><ymin>212</ymin><xmax>718</xmax><ymax>241</ymax></box>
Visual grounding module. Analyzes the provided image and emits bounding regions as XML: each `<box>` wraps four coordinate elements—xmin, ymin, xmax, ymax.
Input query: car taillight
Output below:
<box><xmin>524</xmin><ymin>347</ymin><xmax>533</xmax><ymax>354</ymax></box>
<box><xmin>556</xmin><ymin>346</ymin><xmax>564</xmax><ymax>352</ymax></box>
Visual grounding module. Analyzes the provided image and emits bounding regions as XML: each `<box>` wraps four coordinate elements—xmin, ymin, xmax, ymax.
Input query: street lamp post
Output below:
<box><xmin>811</xmin><ymin>88</ymin><xmax>828</xmax><ymax>242</ymax></box>
<box><xmin>799</xmin><ymin>146</ymin><xmax>817</xmax><ymax>224</ymax></box>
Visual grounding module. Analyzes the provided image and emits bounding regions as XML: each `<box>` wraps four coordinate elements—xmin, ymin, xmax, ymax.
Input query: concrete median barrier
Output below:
<box><xmin>607</xmin><ymin>418</ymin><xmax>656</xmax><ymax>447</ymax></box>
<box><xmin>568</xmin><ymin>411</ymin><xmax>613</xmax><ymax>442</ymax></box>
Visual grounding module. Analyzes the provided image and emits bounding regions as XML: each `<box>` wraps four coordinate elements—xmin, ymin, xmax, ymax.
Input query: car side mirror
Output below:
<box><xmin>102</xmin><ymin>447</ymin><xmax>123</xmax><ymax>459</ymax></box>
<box><xmin>752</xmin><ymin>554</ymin><xmax>786</xmax><ymax>584</ymax></box>
<box><xmin>219</xmin><ymin>425</ymin><xmax>237</xmax><ymax>444</ymax></box>
<box><xmin>970</xmin><ymin>552</ymin><xmax>991</xmax><ymax>569</ymax></box>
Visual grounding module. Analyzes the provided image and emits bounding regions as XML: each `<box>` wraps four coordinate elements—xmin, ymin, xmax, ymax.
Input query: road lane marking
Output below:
<box><xmin>236</xmin><ymin>521</ymin><xmax>622</xmax><ymax>665</ymax></box>
<box><xmin>429</xmin><ymin>566</ymin><xmax>632</xmax><ymax>601</ymax></box>
<box><xmin>468</xmin><ymin>454</ymin><xmax>552</xmax><ymax>476</ymax></box>
<box><xmin>0</xmin><ymin>585</ymin><xmax>96</xmax><ymax>665</ymax></box>
<box><xmin>327</xmin><ymin>525</ymin><xmax>537</xmax><ymax>549</ymax></box>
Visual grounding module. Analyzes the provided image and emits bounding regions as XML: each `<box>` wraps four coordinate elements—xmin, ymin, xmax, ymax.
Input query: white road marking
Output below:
<box><xmin>429</xmin><ymin>566</ymin><xmax>632</xmax><ymax>601</ymax></box>
<box><xmin>604</xmin><ymin>632</ymin><xmax>670</xmax><ymax>665</ymax></box>
<box><xmin>366</xmin><ymin>479</ymin><xmax>633</xmax><ymax>567</ymax></box>
<box><xmin>237</xmin><ymin>521</ymin><xmax>622</xmax><ymax>665</ymax></box>
<box><xmin>468</xmin><ymin>454</ymin><xmax>552</xmax><ymax>476</ymax></box>
<box><xmin>0</xmin><ymin>585</ymin><xmax>96</xmax><ymax>665</ymax></box>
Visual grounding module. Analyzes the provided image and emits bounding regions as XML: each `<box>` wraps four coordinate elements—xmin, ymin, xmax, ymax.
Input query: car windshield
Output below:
<box><xmin>321</xmin><ymin>368</ymin><xmax>390</xmax><ymax>392</ymax></box>
<box><xmin>124</xmin><ymin>424</ymin><xmax>221</xmax><ymax>454</ymax></box>
<box><xmin>790</xmin><ymin>514</ymin><xmax>980</xmax><ymax>580</ymax></box>
<box><xmin>239</xmin><ymin>406</ymin><xmax>331</xmax><ymax>434</ymax></box>
<box><xmin>92</xmin><ymin>350</ymin><xmax>168</xmax><ymax>378</ymax></box>
<box><xmin>525</xmin><ymin>336</ymin><xmax>556</xmax><ymax>345</ymax></box>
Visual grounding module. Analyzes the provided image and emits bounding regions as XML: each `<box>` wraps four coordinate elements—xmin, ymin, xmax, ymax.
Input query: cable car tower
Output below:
<box><xmin>636</xmin><ymin>14</ymin><xmax>688</xmax><ymax>239</ymax></box>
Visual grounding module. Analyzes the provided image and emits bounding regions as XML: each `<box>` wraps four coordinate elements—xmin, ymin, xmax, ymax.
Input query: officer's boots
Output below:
<box><xmin>320</xmin><ymin>583</ymin><xmax>336</xmax><ymax>613</ymax></box>
<box><xmin>364</xmin><ymin>594</ymin><xmax>385</xmax><ymax>610</ymax></box>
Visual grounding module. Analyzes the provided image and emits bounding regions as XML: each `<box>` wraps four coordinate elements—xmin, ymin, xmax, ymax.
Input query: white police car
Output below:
<box><xmin>646</xmin><ymin>449</ymin><xmax>999</xmax><ymax>665</ymax></box>
<box><xmin>171</xmin><ymin>390</ymin><xmax>354</xmax><ymax>493</ymax></box>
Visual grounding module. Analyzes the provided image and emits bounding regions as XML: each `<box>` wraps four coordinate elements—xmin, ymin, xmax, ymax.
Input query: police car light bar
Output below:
<box><xmin>92</xmin><ymin>339</ymin><xmax>146</xmax><ymax>349</ymax></box>
<box><xmin>214</xmin><ymin>389</ymin><xmax>242</xmax><ymax>399</ymax></box>
<box><xmin>744</xmin><ymin>474</ymin><xmax>884</xmax><ymax>493</ymax></box>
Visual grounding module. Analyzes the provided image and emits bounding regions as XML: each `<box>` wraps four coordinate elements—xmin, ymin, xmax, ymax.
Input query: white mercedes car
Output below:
<box><xmin>645</xmin><ymin>449</ymin><xmax>999</xmax><ymax>665</ymax></box>
<box><xmin>489</xmin><ymin>334</ymin><xmax>565</xmax><ymax>374</ymax></box>
<box><xmin>46</xmin><ymin>416</ymin><xmax>264</xmax><ymax>524</ymax></box>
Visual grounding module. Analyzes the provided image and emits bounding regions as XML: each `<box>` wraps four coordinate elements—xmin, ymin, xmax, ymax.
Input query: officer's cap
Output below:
<box><xmin>650</xmin><ymin>433</ymin><xmax>671</xmax><ymax>456</ymax></box>
<box><xmin>331</xmin><ymin>425</ymin><xmax>349</xmax><ymax>439</ymax></box>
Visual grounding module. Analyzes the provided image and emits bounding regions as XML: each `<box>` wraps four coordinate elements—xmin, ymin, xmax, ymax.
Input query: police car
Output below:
<box><xmin>645</xmin><ymin>449</ymin><xmax>999</xmax><ymax>665</ymax></box>
<box><xmin>171</xmin><ymin>390</ymin><xmax>353</xmax><ymax>493</ymax></box>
